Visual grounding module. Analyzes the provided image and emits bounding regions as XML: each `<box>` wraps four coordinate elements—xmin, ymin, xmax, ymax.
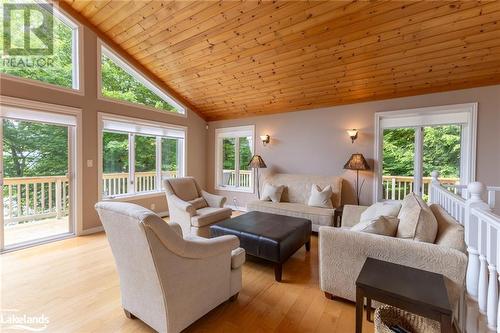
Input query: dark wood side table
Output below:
<box><xmin>333</xmin><ymin>205</ymin><xmax>344</xmax><ymax>227</ymax></box>
<box><xmin>355</xmin><ymin>258</ymin><xmax>453</xmax><ymax>333</ymax></box>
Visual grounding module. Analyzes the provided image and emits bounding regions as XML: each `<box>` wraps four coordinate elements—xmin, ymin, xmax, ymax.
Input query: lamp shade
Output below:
<box><xmin>248</xmin><ymin>155</ymin><xmax>267</xmax><ymax>168</ymax></box>
<box><xmin>343</xmin><ymin>153</ymin><xmax>370</xmax><ymax>171</ymax></box>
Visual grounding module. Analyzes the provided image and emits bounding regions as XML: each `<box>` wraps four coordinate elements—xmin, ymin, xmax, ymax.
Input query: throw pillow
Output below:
<box><xmin>188</xmin><ymin>197</ymin><xmax>208</xmax><ymax>210</ymax></box>
<box><xmin>351</xmin><ymin>215</ymin><xmax>399</xmax><ymax>236</ymax></box>
<box><xmin>396</xmin><ymin>193</ymin><xmax>438</xmax><ymax>243</ymax></box>
<box><xmin>360</xmin><ymin>201</ymin><xmax>401</xmax><ymax>223</ymax></box>
<box><xmin>430</xmin><ymin>204</ymin><xmax>466</xmax><ymax>253</ymax></box>
<box><xmin>307</xmin><ymin>184</ymin><xmax>333</xmax><ymax>208</ymax></box>
<box><xmin>261</xmin><ymin>183</ymin><xmax>285</xmax><ymax>203</ymax></box>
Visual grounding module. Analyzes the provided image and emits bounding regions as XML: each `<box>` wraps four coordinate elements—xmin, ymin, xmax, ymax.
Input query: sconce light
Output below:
<box><xmin>260</xmin><ymin>134</ymin><xmax>270</xmax><ymax>146</ymax></box>
<box><xmin>347</xmin><ymin>129</ymin><xmax>358</xmax><ymax>143</ymax></box>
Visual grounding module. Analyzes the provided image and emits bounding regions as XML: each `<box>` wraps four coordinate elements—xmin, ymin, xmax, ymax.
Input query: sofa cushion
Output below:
<box><xmin>308</xmin><ymin>184</ymin><xmax>334</xmax><ymax>209</ymax></box>
<box><xmin>396</xmin><ymin>193</ymin><xmax>438</xmax><ymax>243</ymax></box>
<box><xmin>191</xmin><ymin>207</ymin><xmax>232</xmax><ymax>227</ymax></box>
<box><xmin>189</xmin><ymin>197</ymin><xmax>208</xmax><ymax>210</ymax></box>
<box><xmin>430</xmin><ymin>204</ymin><xmax>466</xmax><ymax>253</ymax></box>
<box><xmin>360</xmin><ymin>202</ymin><xmax>401</xmax><ymax>223</ymax></box>
<box><xmin>261</xmin><ymin>183</ymin><xmax>285</xmax><ymax>203</ymax></box>
<box><xmin>351</xmin><ymin>216</ymin><xmax>399</xmax><ymax>236</ymax></box>
<box><xmin>168</xmin><ymin>177</ymin><xmax>199</xmax><ymax>201</ymax></box>
<box><xmin>247</xmin><ymin>200</ymin><xmax>335</xmax><ymax>231</ymax></box>
<box><xmin>261</xmin><ymin>173</ymin><xmax>342</xmax><ymax>207</ymax></box>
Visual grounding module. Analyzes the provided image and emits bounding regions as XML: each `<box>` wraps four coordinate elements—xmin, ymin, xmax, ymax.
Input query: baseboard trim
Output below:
<box><xmin>80</xmin><ymin>226</ymin><xmax>104</xmax><ymax>235</ymax></box>
<box><xmin>157</xmin><ymin>210</ymin><xmax>169</xmax><ymax>218</ymax></box>
<box><xmin>225</xmin><ymin>204</ymin><xmax>248</xmax><ymax>212</ymax></box>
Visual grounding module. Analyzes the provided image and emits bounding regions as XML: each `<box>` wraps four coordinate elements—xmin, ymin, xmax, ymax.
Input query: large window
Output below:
<box><xmin>0</xmin><ymin>1</ymin><xmax>79</xmax><ymax>89</ymax></box>
<box><xmin>100</xmin><ymin>114</ymin><xmax>185</xmax><ymax>198</ymax></box>
<box><xmin>215</xmin><ymin>126</ymin><xmax>254</xmax><ymax>192</ymax></box>
<box><xmin>100</xmin><ymin>45</ymin><xmax>185</xmax><ymax>115</ymax></box>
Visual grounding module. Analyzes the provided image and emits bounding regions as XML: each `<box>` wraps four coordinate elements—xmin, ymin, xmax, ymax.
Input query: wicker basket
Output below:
<box><xmin>374</xmin><ymin>305</ymin><xmax>440</xmax><ymax>333</ymax></box>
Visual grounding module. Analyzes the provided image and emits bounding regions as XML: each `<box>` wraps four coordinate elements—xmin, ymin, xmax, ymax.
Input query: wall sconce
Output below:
<box><xmin>260</xmin><ymin>134</ymin><xmax>270</xmax><ymax>146</ymax></box>
<box><xmin>347</xmin><ymin>129</ymin><xmax>358</xmax><ymax>143</ymax></box>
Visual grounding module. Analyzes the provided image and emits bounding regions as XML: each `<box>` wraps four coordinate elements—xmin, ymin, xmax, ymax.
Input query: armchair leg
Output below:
<box><xmin>324</xmin><ymin>292</ymin><xmax>334</xmax><ymax>300</ymax></box>
<box><xmin>229</xmin><ymin>293</ymin><xmax>239</xmax><ymax>302</ymax></box>
<box><xmin>124</xmin><ymin>309</ymin><xmax>136</xmax><ymax>319</ymax></box>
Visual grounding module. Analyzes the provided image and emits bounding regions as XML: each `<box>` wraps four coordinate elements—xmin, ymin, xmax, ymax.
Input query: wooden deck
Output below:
<box><xmin>4</xmin><ymin>217</ymin><xmax>69</xmax><ymax>247</ymax></box>
<box><xmin>1</xmin><ymin>215</ymin><xmax>374</xmax><ymax>333</ymax></box>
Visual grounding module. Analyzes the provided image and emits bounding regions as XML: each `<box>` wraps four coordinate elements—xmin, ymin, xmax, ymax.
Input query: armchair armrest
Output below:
<box><xmin>341</xmin><ymin>205</ymin><xmax>368</xmax><ymax>228</ymax></box>
<box><xmin>168</xmin><ymin>222</ymin><xmax>183</xmax><ymax>238</ymax></box>
<box><xmin>167</xmin><ymin>194</ymin><xmax>196</xmax><ymax>216</ymax></box>
<box><xmin>319</xmin><ymin>227</ymin><xmax>467</xmax><ymax>306</ymax></box>
<box><xmin>201</xmin><ymin>190</ymin><xmax>227</xmax><ymax>208</ymax></box>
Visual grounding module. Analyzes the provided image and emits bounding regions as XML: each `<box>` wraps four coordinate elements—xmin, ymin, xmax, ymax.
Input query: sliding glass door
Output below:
<box><xmin>376</xmin><ymin>104</ymin><xmax>477</xmax><ymax>202</ymax></box>
<box><xmin>0</xmin><ymin>114</ymin><xmax>76</xmax><ymax>251</ymax></box>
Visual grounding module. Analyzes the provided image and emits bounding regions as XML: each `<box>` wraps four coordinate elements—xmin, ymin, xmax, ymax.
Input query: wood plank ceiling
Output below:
<box><xmin>60</xmin><ymin>0</ymin><xmax>500</xmax><ymax>121</ymax></box>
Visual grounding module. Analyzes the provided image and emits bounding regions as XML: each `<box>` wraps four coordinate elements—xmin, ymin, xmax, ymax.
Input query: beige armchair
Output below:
<box><xmin>95</xmin><ymin>202</ymin><xmax>245</xmax><ymax>333</ymax></box>
<box><xmin>163</xmin><ymin>177</ymin><xmax>232</xmax><ymax>237</ymax></box>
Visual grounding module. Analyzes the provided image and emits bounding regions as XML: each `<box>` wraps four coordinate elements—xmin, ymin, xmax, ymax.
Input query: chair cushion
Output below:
<box><xmin>396</xmin><ymin>193</ymin><xmax>438</xmax><ymax>243</ymax></box>
<box><xmin>231</xmin><ymin>247</ymin><xmax>246</xmax><ymax>269</ymax></box>
<box><xmin>261</xmin><ymin>183</ymin><xmax>285</xmax><ymax>203</ymax></box>
<box><xmin>308</xmin><ymin>184</ymin><xmax>334</xmax><ymax>209</ymax></box>
<box><xmin>189</xmin><ymin>197</ymin><xmax>208</xmax><ymax>210</ymax></box>
<box><xmin>351</xmin><ymin>216</ymin><xmax>399</xmax><ymax>236</ymax></box>
<box><xmin>360</xmin><ymin>202</ymin><xmax>401</xmax><ymax>222</ymax></box>
<box><xmin>430</xmin><ymin>204</ymin><xmax>466</xmax><ymax>253</ymax></box>
<box><xmin>168</xmin><ymin>178</ymin><xmax>199</xmax><ymax>201</ymax></box>
<box><xmin>191</xmin><ymin>207</ymin><xmax>232</xmax><ymax>227</ymax></box>
<box><xmin>247</xmin><ymin>200</ymin><xmax>335</xmax><ymax>229</ymax></box>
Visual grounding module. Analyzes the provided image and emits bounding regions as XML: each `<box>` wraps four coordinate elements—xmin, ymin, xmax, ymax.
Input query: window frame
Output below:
<box><xmin>215</xmin><ymin>125</ymin><xmax>255</xmax><ymax>193</ymax></box>
<box><xmin>0</xmin><ymin>2</ymin><xmax>82</xmax><ymax>93</ymax></box>
<box><xmin>97</xmin><ymin>40</ymin><xmax>186</xmax><ymax>116</ymax></box>
<box><xmin>98</xmin><ymin>113</ymin><xmax>187</xmax><ymax>200</ymax></box>
<box><xmin>373</xmin><ymin>103</ymin><xmax>477</xmax><ymax>202</ymax></box>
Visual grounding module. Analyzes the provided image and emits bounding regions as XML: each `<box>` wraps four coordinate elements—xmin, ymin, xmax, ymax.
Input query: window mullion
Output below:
<box><xmin>414</xmin><ymin>126</ymin><xmax>423</xmax><ymax>196</ymax></box>
<box><xmin>234</xmin><ymin>137</ymin><xmax>240</xmax><ymax>188</ymax></box>
<box><xmin>156</xmin><ymin>136</ymin><xmax>162</xmax><ymax>190</ymax></box>
<box><xmin>129</xmin><ymin>133</ymin><xmax>135</xmax><ymax>195</ymax></box>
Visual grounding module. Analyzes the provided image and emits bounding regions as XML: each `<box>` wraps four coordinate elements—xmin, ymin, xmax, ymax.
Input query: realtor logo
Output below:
<box><xmin>3</xmin><ymin>3</ymin><xmax>54</xmax><ymax>56</ymax></box>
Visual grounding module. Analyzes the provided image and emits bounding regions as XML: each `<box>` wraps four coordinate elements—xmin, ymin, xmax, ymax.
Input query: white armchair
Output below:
<box><xmin>163</xmin><ymin>177</ymin><xmax>232</xmax><ymax>237</ymax></box>
<box><xmin>95</xmin><ymin>202</ymin><xmax>245</xmax><ymax>333</ymax></box>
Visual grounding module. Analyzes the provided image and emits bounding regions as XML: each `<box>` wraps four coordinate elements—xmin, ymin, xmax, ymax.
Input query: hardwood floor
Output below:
<box><xmin>1</xmin><ymin>221</ymin><xmax>374</xmax><ymax>332</ymax></box>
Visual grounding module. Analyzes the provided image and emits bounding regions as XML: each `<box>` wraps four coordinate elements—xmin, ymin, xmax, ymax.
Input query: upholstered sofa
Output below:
<box><xmin>164</xmin><ymin>177</ymin><xmax>232</xmax><ymax>238</ymax></box>
<box><xmin>247</xmin><ymin>173</ymin><xmax>342</xmax><ymax>232</ymax></box>
<box><xmin>95</xmin><ymin>202</ymin><xmax>244</xmax><ymax>333</ymax></box>
<box><xmin>319</xmin><ymin>201</ymin><xmax>467</xmax><ymax>314</ymax></box>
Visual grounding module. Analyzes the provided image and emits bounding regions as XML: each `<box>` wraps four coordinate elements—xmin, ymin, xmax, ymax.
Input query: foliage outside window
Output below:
<box><xmin>102</xmin><ymin>125</ymin><xmax>184</xmax><ymax>198</ymax></box>
<box><xmin>100</xmin><ymin>46</ymin><xmax>184</xmax><ymax>114</ymax></box>
<box><xmin>216</xmin><ymin>126</ymin><xmax>254</xmax><ymax>192</ymax></box>
<box><xmin>0</xmin><ymin>1</ymin><xmax>78</xmax><ymax>89</ymax></box>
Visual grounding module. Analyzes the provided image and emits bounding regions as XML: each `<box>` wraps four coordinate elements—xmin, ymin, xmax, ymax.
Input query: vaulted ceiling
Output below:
<box><xmin>60</xmin><ymin>0</ymin><xmax>500</xmax><ymax>121</ymax></box>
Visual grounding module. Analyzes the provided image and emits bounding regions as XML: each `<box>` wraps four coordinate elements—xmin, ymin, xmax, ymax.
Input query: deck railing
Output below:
<box><xmin>2</xmin><ymin>176</ymin><xmax>69</xmax><ymax>224</ymax></box>
<box><xmin>430</xmin><ymin>171</ymin><xmax>500</xmax><ymax>333</ymax></box>
<box><xmin>382</xmin><ymin>175</ymin><xmax>459</xmax><ymax>200</ymax></box>
<box><xmin>102</xmin><ymin>171</ymin><xmax>179</xmax><ymax>197</ymax></box>
<box><xmin>222</xmin><ymin>169</ymin><xmax>252</xmax><ymax>188</ymax></box>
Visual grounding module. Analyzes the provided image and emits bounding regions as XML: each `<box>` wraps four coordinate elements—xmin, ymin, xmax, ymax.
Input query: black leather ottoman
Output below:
<box><xmin>210</xmin><ymin>211</ymin><xmax>312</xmax><ymax>281</ymax></box>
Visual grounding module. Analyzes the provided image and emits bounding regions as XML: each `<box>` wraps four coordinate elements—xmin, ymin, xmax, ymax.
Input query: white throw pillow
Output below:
<box><xmin>307</xmin><ymin>184</ymin><xmax>333</xmax><ymax>208</ymax></box>
<box><xmin>260</xmin><ymin>183</ymin><xmax>285</xmax><ymax>203</ymax></box>
<box><xmin>351</xmin><ymin>216</ymin><xmax>399</xmax><ymax>236</ymax></box>
<box><xmin>396</xmin><ymin>193</ymin><xmax>438</xmax><ymax>243</ymax></box>
<box><xmin>360</xmin><ymin>201</ymin><xmax>402</xmax><ymax>223</ymax></box>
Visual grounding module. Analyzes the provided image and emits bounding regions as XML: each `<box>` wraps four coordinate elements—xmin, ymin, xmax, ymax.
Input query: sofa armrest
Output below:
<box><xmin>167</xmin><ymin>194</ymin><xmax>196</xmax><ymax>216</ymax></box>
<box><xmin>319</xmin><ymin>226</ymin><xmax>467</xmax><ymax>307</ymax></box>
<box><xmin>341</xmin><ymin>205</ymin><xmax>368</xmax><ymax>228</ymax></box>
<box><xmin>201</xmin><ymin>190</ymin><xmax>227</xmax><ymax>208</ymax></box>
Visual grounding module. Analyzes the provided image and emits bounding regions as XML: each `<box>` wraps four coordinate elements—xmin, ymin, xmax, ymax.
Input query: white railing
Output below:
<box><xmin>430</xmin><ymin>171</ymin><xmax>500</xmax><ymax>333</ymax></box>
<box><xmin>383</xmin><ymin>175</ymin><xmax>459</xmax><ymax>201</ymax></box>
<box><xmin>2</xmin><ymin>175</ymin><xmax>69</xmax><ymax>224</ymax></box>
<box><xmin>102</xmin><ymin>171</ymin><xmax>179</xmax><ymax>197</ymax></box>
<box><xmin>222</xmin><ymin>170</ymin><xmax>252</xmax><ymax>188</ymax></box>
